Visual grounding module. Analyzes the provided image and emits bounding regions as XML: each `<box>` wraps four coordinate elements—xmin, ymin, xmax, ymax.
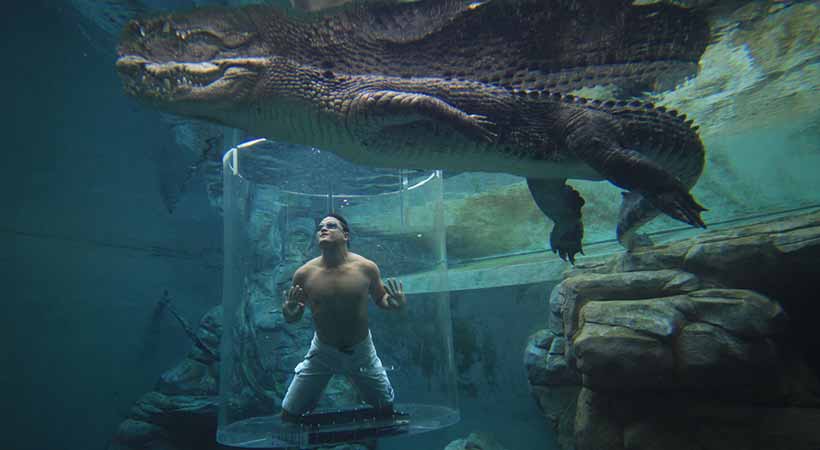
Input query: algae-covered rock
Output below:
<box><xmin>529</xmin><ymin>209</ymin><xmax>820</xmax><ymax>450</ymax></box>
<box><xmin>573</xmin><ymin>289</ymin><xmax>784</xmax><ymax>390</ymax></box>
<box><xmin>445</xmin><ymin>183</ymin><xmax>548</xmax><ymax>260</ymax></box>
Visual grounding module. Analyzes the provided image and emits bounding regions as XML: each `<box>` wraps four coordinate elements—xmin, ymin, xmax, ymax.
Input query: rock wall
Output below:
<box><xmin>526</xmin><ymin>209</ymin><xmax>820</xmax><ymax>450</ymax></box>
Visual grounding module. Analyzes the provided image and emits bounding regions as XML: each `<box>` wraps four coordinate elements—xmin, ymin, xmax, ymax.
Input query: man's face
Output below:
<box><xmin>316</xmin><ymin>217</ymin><xmax>348</xmax><ymax>246</ymax></box>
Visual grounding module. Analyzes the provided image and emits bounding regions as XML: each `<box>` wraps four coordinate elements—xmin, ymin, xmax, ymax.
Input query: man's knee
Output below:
<box><xmin>357</xmin><ymin>378</ymin><xmax>394</xmax><ymax>408</ymax></box>
<box><xmin>281</xmin><ymin>387</ymin><xmax>312</xmax><ymax>416</ymax></box>
<box><xmin>280</xmin><ymin>408</ymin><xmax>302</xmax><ymax>423</ymax></box>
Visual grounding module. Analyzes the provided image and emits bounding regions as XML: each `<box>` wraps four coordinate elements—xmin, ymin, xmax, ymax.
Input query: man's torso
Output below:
<box><xmin>300</xmin><ymin>254</ymin><xmax>372</xmax><ymax>349</ymax></box>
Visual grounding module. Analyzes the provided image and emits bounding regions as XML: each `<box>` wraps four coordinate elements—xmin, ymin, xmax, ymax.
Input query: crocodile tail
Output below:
<box><xmin>609</xmin><ymin>101</ymin><xmax>705</xmax><ymax>189</ymax></box>
<box><xmin>513</xmin><ymin>88</ymin><xmax>707</xmax><ymax>246</ymax></box>
<box><xmin>572</xmin><ymin>95</ymin><xmax>708</xmax><ymax>233</ymax></box>
<box><xmin>511</xmin><ymin>89</ymin><xmax>705</xmax><ymax>189</ymax></box>
<box><xmin>567</xmin><ymin>96</ymin><xmax>706</xmax><ymax>189</ymax></box>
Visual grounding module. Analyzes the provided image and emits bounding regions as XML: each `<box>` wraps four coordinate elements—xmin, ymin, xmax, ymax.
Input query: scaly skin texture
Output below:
<box><xmin>115</xmin><ymin>0</ymin><xmax>709</xmax><ymax>263</ymax></box>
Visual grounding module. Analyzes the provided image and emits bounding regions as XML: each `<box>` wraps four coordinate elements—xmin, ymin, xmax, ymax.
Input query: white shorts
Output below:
<box><xmin>281</xmin><ymin>331</ymin><xmax>395</xmax><ymax>415</ymax></box>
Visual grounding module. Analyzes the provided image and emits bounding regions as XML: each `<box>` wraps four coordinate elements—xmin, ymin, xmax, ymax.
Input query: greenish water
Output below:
<box><xmin>5</xmin><ymin>2</ymin><xmax>818</xmax><ymax>450</ymax></box>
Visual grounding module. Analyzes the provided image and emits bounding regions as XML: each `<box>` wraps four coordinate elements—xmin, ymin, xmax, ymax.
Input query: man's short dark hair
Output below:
<box><xmin>322</xmin><ymin>213</ymin><xmax>350</xmax><ymax>234</ymax></box>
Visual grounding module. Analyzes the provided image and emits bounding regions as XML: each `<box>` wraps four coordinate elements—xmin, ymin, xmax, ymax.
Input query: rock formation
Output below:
<box><xmin>526</xmin><ymin>209</ymin><xmax>820</xmax><ymax>450</ymax></box>
<box><xmin>112</xmin><ymin>302</ymin><xmax>360</xmax><ymax>450</ymax></box>
<box><xmin>114</xmin><ymin>307</ymin><xmax>222</xmax><ymax>450</ymax></box>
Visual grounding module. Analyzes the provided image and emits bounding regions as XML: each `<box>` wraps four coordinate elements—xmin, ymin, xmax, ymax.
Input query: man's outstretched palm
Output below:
<box><xmin>383</xmin><ymin>278</ymin><xmax>406</xmax><ymax>309</ymax></box>
<box><xmin>283</xmin><ymin>285</ymin><xmax>306</xmax><ymax>318</ymax></box>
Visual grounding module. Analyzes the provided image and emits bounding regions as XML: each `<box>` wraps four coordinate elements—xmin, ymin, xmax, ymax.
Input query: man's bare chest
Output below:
<box><xmin>304</xmin><ymin>267</ymin><xmax>370</xmax><ymax>303</ymax></box>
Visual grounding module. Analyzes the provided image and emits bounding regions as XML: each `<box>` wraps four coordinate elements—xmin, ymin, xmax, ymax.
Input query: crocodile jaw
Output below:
<box><xmin>115</xmin><ymin>7</ymin><xmax>270</xmax><ymax>119</ymax></box>
<box><xmin>116</xmin><ymin>55</ymin><xmax>267</xmax><ymax>113</ymax></box>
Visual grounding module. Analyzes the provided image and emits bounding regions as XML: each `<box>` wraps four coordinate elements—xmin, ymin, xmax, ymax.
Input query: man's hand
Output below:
<box><xmin>282</xmin><ymin>285</ymin><xmax>306</xmax><ymax>322</ymax></box>
<box><xmin>380</xmin><ymin>278</ymin><xmax>406</xmax><ymax>310</ymax></box>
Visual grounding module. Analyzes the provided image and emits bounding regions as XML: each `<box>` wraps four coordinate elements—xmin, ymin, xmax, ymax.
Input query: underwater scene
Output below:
<box><xmin>4</xmin><ymin>1</ymin><xmax>819</xmax><ymax>450</ymax></box>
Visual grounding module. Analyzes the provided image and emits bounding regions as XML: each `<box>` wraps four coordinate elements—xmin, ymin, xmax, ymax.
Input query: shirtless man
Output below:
<box><xmin>280</xmin><ymin>213</ymin><xmax>406</xmax><ymax>422</ymax></box>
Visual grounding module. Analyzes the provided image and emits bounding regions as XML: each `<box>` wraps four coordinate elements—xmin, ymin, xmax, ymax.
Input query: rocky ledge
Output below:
<box><xmin>526</xmin><ymin>208</ymin><xmax>820</xmax><ymax>450</ymax></box>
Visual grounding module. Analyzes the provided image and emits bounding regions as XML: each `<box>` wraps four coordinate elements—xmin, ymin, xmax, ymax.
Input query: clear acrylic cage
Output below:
<box><xmin>218</xmin><ymin>139</ymin><xmax>459</xmax><ymax>448</ymax></box>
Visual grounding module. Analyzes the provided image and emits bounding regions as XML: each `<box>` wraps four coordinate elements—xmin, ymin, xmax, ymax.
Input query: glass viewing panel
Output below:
<box><xmin>218</xmin><ymin>139</ymin><xmax>458</xmax><ymax>448</ymax></box>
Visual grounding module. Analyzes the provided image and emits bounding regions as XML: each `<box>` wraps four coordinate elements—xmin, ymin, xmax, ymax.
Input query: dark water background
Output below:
<box><xmin>3</xmin><ymin>3</ymin><xmax>222</xmax><ymax>450</ymax></box>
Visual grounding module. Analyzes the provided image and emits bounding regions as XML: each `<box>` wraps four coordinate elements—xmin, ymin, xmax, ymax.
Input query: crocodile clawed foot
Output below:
<box><xmin>467</xmin><ymin>114</ymin><xmax>498</xmax><ymax>143</ymax></box>
<box><xmin>550</xmin><ymin>219</ymin><xmax>584</xmax><ymax>265</ymax></box>
<box><xmin>646</xmin><ymin>189</ymin><xmax>707</xmax><ymax>229</ymax></box>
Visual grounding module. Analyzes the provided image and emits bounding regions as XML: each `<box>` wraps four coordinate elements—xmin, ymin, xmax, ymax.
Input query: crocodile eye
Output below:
<box><xmin>322</xmin><ymin>70</ymin><xmax>335</xmax><ymax>79</ymax></box>
<box><xmin>127</xmin><ymin>20</ymin><xmax>142</xmax><ymax>36</ymax></box>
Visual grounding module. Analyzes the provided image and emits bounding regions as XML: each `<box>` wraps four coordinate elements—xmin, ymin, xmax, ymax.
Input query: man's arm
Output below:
<box><xmin>282</xmin><ymin>267</ymin><xmax>308</xmax><ymax>323</ymax></box>
<box><xmin>366</xmin><ymin>261</ymin><xmax>405</xmax><ymax>310</ymax></box>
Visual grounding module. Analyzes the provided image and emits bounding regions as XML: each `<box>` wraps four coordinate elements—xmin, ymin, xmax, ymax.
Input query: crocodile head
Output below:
<box><xmin>115</xmin><ymin>7</ymin><xmax>272</xmax><ymax>123</ymax></box>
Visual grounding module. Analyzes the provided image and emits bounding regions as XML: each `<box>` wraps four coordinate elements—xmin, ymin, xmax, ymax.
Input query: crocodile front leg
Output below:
<box><xmin>346</xmin><ymin>90</ymin><xmax>497</xmax><ymax>143</ymax></box>
<box><xmin>526</xmin><ymin>178</ymin><xmax>585</xmax><ymax>264</ymax></box>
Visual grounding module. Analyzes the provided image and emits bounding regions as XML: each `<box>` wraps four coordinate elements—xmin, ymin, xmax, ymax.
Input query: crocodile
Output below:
<box><xmin>115</xmin><ymin>0</ymin><xmax>710</xmax><ymax>263</ymax></box>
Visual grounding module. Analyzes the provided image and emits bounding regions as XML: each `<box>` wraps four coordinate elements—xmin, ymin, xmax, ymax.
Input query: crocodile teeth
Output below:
<box><xmin>146</xmin><ymin>61</ymin><xmax>220</xmax><ymax>76</ymax></box>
